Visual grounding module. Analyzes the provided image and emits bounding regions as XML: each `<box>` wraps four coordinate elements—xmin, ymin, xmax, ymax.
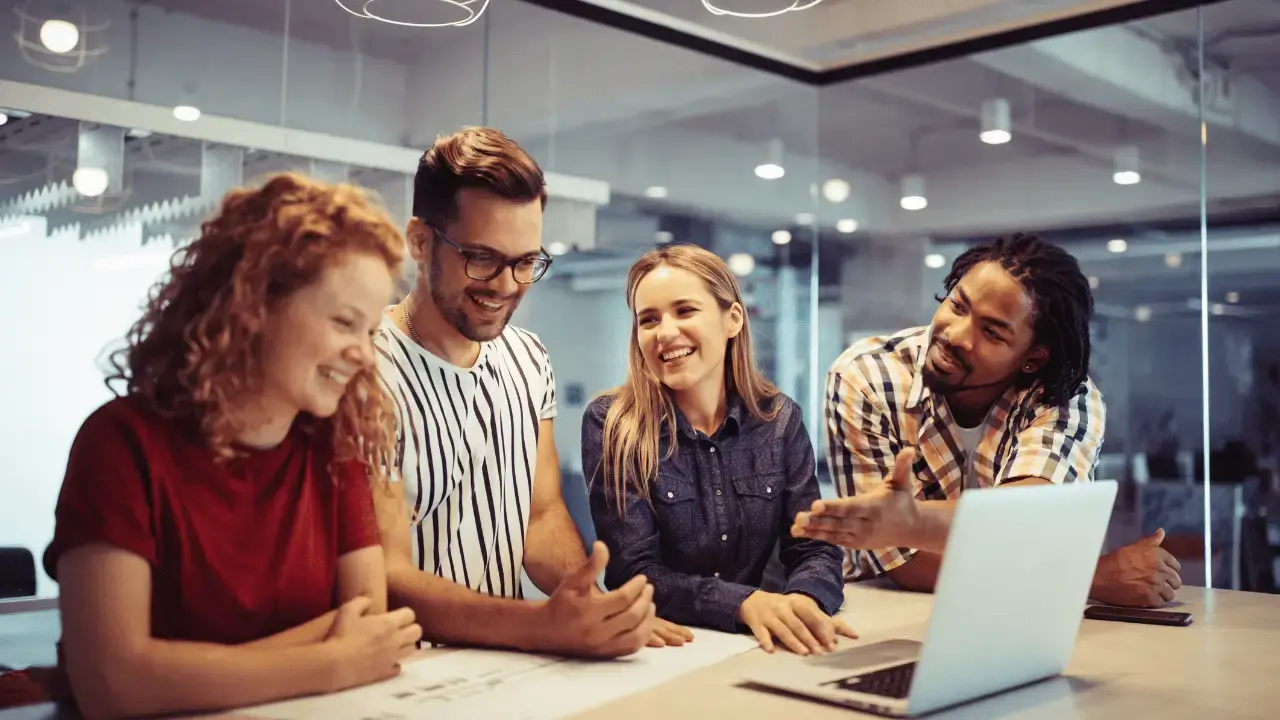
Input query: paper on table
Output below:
<box><xmin>245</xmin><ymin>629</ymin><xmax>759</xmax><ymax>720</ymax></box>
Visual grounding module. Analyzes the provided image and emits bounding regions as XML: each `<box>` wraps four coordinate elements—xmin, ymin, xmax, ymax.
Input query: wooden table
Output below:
<box><xmin>567</xmin><ymin>583</ymin><xmax>1280</xmax><ymax>719</ymax></box>
<box><xmin>5</xmin><ymin>583</ymin><xmax>1280</xmax><ymax>719</ymax></box>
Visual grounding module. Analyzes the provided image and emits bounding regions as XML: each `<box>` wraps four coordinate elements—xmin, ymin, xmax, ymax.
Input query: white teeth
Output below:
<box><xmin>661</xmin><ymin>347</ymin><xmax>695</xmax><ymax>362</ymax></box>
<box><xmin>321</xmin><ymin>368</ymin><xmax>350</xmax><ymax>384</ymax></box>
<box><xmin>471</xmin><ymin>295</ymin><xmax>503</xmax><ymax>311</ymax></box>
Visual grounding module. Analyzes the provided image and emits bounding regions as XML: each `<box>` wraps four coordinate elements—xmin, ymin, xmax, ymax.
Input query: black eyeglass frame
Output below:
<box><xmin>427</xmin><ymin>224</ymin><xmax>554</xmax><ymax>284</ymax></box>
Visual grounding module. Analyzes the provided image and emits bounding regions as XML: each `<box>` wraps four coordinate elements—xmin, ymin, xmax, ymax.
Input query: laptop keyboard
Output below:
<box><xmin>822</xmin><ymin>662</ymin><xmax>917</xmax><ymax>699</ymax></box>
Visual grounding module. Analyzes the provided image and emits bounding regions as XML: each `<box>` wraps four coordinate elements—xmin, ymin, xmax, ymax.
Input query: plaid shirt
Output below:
<box><xmin>824</xmin><ymin>326</ymin><xmax>1106</xmax><ymax>579</ymax></box>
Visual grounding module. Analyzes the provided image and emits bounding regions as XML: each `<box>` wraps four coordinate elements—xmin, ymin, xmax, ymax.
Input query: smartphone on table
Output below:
<box><xmin>1083</xmin><ymin>605</ymin><xmax>1193</xmax><ymax>626</ymax></box>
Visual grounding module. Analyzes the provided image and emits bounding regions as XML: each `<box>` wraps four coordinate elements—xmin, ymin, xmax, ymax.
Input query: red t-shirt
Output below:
<box><xmin>43</xmin><ymin>396</ymin><xmax>380</xmax><ymax>645</ymax></box>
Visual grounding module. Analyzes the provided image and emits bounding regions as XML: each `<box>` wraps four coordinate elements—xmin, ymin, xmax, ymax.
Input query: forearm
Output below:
<box><xmin>242</xmin><ymin>610</ymin><xmax>337</xmax><ymax>649</ymax></box>
<box><xmin>780</xmin><ymin>542</ymin><xmax>846</xmax><ymax>614</ymax></box>
<box><xmin>523</xmin><ymin>506</ymin><xmax>589</xmax><ymax>594</ymax></box>
<box><xmin>386</xmin><ymin>561</ymin><xmax>545</xmax><ymax>651</ymax></box>
<box><xmin>70</xmin><ymin>631</ymin><xmax>341</xmax><ymax>719</ymax></box>
<box><xmin>885</xmin><ymin>551</ymin><xmax>945</xmax><ymax>592</ymax></box>
<box><xmin>904</xmin><ymin>500</ymin><xmax>957</xmax><ymax>552</ymax></box>
<box><xmin>618</xmin><ymin>560</ymin><xmax>754</xmax><ymax>632</ymax></box>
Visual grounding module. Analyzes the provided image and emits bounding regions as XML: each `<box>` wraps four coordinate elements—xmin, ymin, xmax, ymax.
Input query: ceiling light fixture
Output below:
<box><xmin>173</xmin><ymin>105</ymin><xmax>202</xmax><ymax>122</ymax></box>
<box><xmin>900</xmin><ymin>174</ymin><xmax>927</xmax><ymax>211</ymax></box>
<box><xmin>655</xmin><ymin>231</ymin><xmax>674</xmax><ymax>244</ymax></box>
<box><xmin>727</xmin><ymin>252</ymin><xmax>756</xmax><ymax>277</ymax></box>
<box><xmin>772</xmin><ymin>230</ymin><xmax>792</xmax><ymax>246</ymax></box>
<box><xmin>836</xmin><ymin>219</ymin><xmax>859</xmax><ymax>234</ymax></box>
<box><xmin>547</xmin><ymin>242</ymin><xmax>569</xmax><ymax>256</ymax></box>
<box><xmin>333</xmin><ymin>0</ymin><xmax>489</xmax><ymax>27</ymax></box>
<box><xmin>702</xmin><ymin>0</ymin><xmax>822</xmax><ymax>19</ymax></box>
<box><xmin>822</xmin><ymin>178</ymin><xmax>850</xmax><ymax>203</ymax></box>
<box><xmin>1088</xmin><ymin>276</ymin><xmax>1100</xmax><ymax>290</ymax></box>
<box><xmin>979</xmin><ymin>98</ymin><xmax>1012</xmax><ymax>145</ymax></box>
<box><xmin>1226</xmin><ymin>291</ymin><xmax>1239</xmax><ymax>304</ymax></box>
<box><xmin>1107</xmin><ymin>238</ymin><xmax>1128</xmax><ymax>253</ymax></box>
<box><xmin>1164</xmin><ymin>251</ymin><xmax>1182</xmax><ymax>268</ymax></box>
<box><xmin>643</xmin><ymin>186</ymin><xmax>668</xmax><ymax>199</ymax></box>
<box><xmin>0</xmin><ymin>112</ymin><xmax>8</xmax><ymax>126</ymax></box>
<box><xmin>72</xmin><ymin>166</ymin><xmax>109</xmax><ymax>197</ymax></box>
<box><xmin>1135</xmin><ymin>305</ymin><xmax>1152</xmax><ymax>322</ymax></box>
<box><xmin>924</xmin><ymin>253</ymin><xmax>945</xmax><ymax>269</ymax></box>
<box><xmin>39</xmin><ymin>19</ymin><xmax>79</xmax><ymax>53</ymax></box>
<box><xmin>1113</xmin><ymin>145</ymin><xmax>1141</xmax><ymax>185</ymax></box>
<box><xmin>754</xmin><ymin>139</ymin><xmax>785</xmax><ymax>180</ymax></box>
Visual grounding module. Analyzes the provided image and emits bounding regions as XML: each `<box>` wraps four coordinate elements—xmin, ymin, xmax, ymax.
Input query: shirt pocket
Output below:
<box><xmin>732</xmin><ymin>471</ymin><xmax>784</xmax><ymax>528</ymax></box>
<box><xmin>652</xmin><ymin>472</ymin><xmax>701</xmax><ymax>557</ymax></box>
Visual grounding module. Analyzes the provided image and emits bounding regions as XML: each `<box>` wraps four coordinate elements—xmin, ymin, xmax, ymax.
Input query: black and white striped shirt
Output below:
<box><xmin>375</xmin><ymin>319</ymin><xmax>557</xmax><ymax>599</ymax></box>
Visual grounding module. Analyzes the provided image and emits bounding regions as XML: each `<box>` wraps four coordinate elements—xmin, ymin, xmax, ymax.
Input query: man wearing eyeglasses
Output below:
<box><xmin>373</xmin><ymin>127</ymin><xmax>658</xmax><ymax>659</ymax></box>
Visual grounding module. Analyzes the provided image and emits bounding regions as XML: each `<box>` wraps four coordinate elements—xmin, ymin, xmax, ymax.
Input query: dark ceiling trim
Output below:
<box><xmin>818</xmin><ymin>0</ymin><xmax>1236</xmax><ymax>86</ymax></box>
<box><xmin>511</xmin><ymin>0</ymin><xmax>1233</xmax><ymax>87</ymax></box>
<box><xmin>510</xmin><ymin>0</ymin><xmax>821</xmax><ymax>84</ymax></box>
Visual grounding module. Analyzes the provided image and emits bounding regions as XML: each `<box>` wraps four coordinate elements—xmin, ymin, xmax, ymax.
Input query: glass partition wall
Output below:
<box><xmin>2</xmin><ymin>0</ymin><xmax>1277</xmax><ymax>611</ymax></box>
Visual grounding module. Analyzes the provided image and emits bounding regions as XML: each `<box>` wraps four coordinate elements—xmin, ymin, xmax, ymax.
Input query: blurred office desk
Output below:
<box><xmin>568</xmin><ymin>583</ymin><xmax>1280</xmax><ymax>720</ymax></box>
<box><xmin>3</xmin><ymin>583</ymin><xmax>1279</xmax><ymax>720</ymax></box>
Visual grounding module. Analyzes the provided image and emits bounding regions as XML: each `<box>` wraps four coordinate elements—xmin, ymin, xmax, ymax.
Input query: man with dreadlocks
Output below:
<box><xmin>795</xmin><ymin>233</ymin><xmax>1181</xmax><ymax>608</ymax></box>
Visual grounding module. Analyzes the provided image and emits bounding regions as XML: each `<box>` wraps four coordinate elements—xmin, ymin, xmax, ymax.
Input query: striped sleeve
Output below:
<box><xmin>997</xmin><ymin>380</ymin><xmax>1106</xmax><ymax>485</ymax></box>
<box><xmin>823</xmin><ymin>362</ymin><xmax>915</xmax><ymax>575</ymax></box>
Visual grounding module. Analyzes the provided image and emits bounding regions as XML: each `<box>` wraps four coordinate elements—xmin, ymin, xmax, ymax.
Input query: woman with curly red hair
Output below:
<box><xmin>21</xmin><ymin>173</ymin><xmax>422</xmax><ymax>717</ymax></box>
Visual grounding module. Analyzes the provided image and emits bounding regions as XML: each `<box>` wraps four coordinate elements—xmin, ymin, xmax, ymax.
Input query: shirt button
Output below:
<box><xmin>710</xmin><ymin>447</ymin><xmax>716</xmax><ymax>453</ymax></box>
<box><xmin>766</xmin><ymin>487</ymin><xmax>772</xmax><ymax>494</ymax></box>
<box><xmin>667</xmin><ymin>491</ymin><xmax>674</xmax><ymax>499</ymax></box>
<box><xmin>714</xmin><ymin>572</ymin><xmax>720</xmax><ymax>578</ymax></box>
<box><xmin>715</xmin><ymin>489</ymin><xmax>722</xmax><ymax>496</ymax></box>
<box><xmin>721</xmin><ymin>534</ymin><xmax>728</xmax><ymax>541</ymax></box>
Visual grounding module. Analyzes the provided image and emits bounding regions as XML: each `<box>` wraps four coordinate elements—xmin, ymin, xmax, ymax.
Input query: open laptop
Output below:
<box><xmin>745</xmin><ymin>480</ymin><xmax>1117</xmax><ymax>717</ymax></box>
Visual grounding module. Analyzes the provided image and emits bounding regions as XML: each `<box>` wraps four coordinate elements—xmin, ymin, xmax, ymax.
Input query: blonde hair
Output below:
<box><xmin>598</xmin><ymin>244</ymin><xmax>780</xmax><ymax>515</ymax></box>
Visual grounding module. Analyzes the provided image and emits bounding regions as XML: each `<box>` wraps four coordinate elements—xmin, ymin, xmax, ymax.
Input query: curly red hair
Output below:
<box><xmin>106</xmin><ymin>172</ymin><xmax>405</xmax><ymax>486</ymax></box>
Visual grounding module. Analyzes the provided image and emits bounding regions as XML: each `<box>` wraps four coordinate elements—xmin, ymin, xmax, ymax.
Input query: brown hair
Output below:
<box><xmin>412</xmin><ymin>126</ymin><xmax>547</xmax><ymax>227</ymax></box>
<box><xmin>599</xmin><ymin>244</ymin><xmax>780</xmax><ymax>515</ymax></box>
<box><xmin>105</xmin><ymin>172</ymin><xmax>405</xmax><ymax>486</ymax></box>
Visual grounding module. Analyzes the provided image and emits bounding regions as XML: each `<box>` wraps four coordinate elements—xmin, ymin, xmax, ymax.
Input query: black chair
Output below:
<box><xmin>0</xmin><ymin>547</ymin><xmax>36</xmax><ymax>599</ymax></box>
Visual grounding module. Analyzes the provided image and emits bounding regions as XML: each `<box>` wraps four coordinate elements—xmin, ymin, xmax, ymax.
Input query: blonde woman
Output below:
<box><xmin>582</xmin><ymin>244</ymin><xmax>855</xmax><ymax>655</ymax></box>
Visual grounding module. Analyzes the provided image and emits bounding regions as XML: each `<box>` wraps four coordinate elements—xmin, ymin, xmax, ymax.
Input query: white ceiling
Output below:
<box><xmin>1</xmin><ymin>0</ymin><xmax>1278</xmax><ymax>307</ymax></box>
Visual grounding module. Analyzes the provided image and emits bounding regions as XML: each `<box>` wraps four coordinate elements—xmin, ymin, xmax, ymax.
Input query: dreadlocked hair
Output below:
<box><xmin>937</xmin><ymin>232</ymin><xmax>1093</xmax><ymax>407</ymax></box>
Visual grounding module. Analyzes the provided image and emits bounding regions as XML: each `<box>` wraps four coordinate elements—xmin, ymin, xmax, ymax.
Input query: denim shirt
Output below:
<box><xmin>582</xmin><ymin>392</ymin><xmax>845</xmax><ymax>633</ymax></box>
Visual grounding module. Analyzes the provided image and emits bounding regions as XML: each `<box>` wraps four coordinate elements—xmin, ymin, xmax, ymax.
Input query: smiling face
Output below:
<box><xmin>258</xmin><ymin>250</ymin><xmax>395</xmax><ymax>420</ymax></box>
<box><xmin>412</xmin><ymin>187</ymin><xmax>544</xmax><ymax>342</ymax></box>
<box><xmin>632</xmin><ymin>264</ymin><xmax>744</xmax><ymax>394</ymax></box>
<box><xmin>923</xmin><ymin>261</ymin><xmax>1047</xmax><ymax>398</ymax></box>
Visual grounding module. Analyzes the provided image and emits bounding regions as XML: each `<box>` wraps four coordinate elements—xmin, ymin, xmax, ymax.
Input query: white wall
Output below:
<box><xmin>0</xmin><ymin>218</ymin><xmax>171</xmax><ymax>597</ymax></box>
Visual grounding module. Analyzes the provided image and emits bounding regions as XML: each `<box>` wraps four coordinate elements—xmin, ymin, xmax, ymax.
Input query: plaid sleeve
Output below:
<box><xmin>997</xmin><ymin>379</ymin><xmax>1106</xmax><ymax>485</ymax></box>
<box><xmin>823</xmin><ymin>363</ymin><xmax>916</xmax><ymax>576</ymax></box>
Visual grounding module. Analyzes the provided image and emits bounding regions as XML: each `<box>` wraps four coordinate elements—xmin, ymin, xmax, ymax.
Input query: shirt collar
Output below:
<box><xmin>669</xmin><ymin>391</ymin><xmax>746</xmax><ymax>442</ymax></box>
<box><xmin>906</xmin><ymin>326</ymin><xmax>933</xmax><ymax>412</ymax></box>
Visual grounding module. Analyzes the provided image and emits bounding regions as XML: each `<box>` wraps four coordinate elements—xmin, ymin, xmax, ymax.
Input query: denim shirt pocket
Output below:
<box><xmin>732</xmin><ymin>471</ymin><xmax>784</xmax><ymax>527</ymax></box>
<box><xmin>652</xmin><ymin>472</ymin><xmax>701</xmax><ymax>556</ymax></box>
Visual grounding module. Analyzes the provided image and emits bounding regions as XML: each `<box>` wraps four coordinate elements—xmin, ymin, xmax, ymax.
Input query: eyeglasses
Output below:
<box><xmin>430</xmin><ymin>226</ymin><xmax>553</xmax><ymax>284</ymax></box>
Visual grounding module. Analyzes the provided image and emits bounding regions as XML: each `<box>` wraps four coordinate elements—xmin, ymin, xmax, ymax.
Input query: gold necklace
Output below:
<box><xmin>403</xmin><ymin>302</ymin><xmax>424</xmax><ymax>346</ymax></box>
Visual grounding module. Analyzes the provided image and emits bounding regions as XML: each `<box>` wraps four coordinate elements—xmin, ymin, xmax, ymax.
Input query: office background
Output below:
<box><xmin>1</xmin><ymin>0</ymin><xmax>1278</xmax><ymax>607</ymax></box>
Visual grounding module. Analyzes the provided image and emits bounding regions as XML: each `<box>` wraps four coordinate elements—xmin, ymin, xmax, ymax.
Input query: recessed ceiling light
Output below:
<box><xmin>772</xmin><ymin>230</ymin><xmax>792</xmax><ymax>245</ymax></box>
<box><xmin>822</xmin><ymin>178</ymin><xmax>850</xmax><ymax>203</ymax></box>
<box><xmin>1164</xmin><ymin>252</ymin><xmax>1182</xmax><ymax>268</ymax></box>
<box><xmin>655</xmin><ymin>231</ymin><xmax>673</xmax><ymax>244</ymax></box>
<box><xmin>0</xmin><ymin>112</ymin><xmax>8</xmax><ymax>126</ymax></box>
<box><xmin>72</xmin><ymin>167</ymin><xmax>109</xmax><ymax>197</ymax></box>
<box><xmin>836</xmin><ymin>219</ymin><xmax>858</xmax><ymax>234</ymax></box>
<box><xmin>643</xmin><ymin>186</ymin><xmax>668</xmax><ymax>199</ymax></box>
<box><xmin>1226</xmin><ymin>291</ymin><xmax>1240</xmax><ymax>304</ymax></box>
<box><xmin>727</xmin><ymin>252</ymin><xmax>755</xmax><ymax>277</ymax></box>
<box><xmin>1211</xmin><ymin>303</ymin><xmax>1226</xmax><ymax>315</ymax></box>
<box><xmin>1088</xmin><ymin>276</ymin><xmax>1100</xmax><ymax>290</ymax></box>
<box><xmin>1107</xmin><ymin>238</ymin><xmax>1128</xmax><ymax>253</ymax></box>
<box><xmin>754</xmin><ymin>163</ymin><xmax>784</xmax><ymax>180</ymax></box>
<box><xmin>173</xmin><ymin>105</ymin><xmax>202</xmax><ymax>122</ymax></box>
<box><xmin>793</xmin><ymin>213</ymin><xmax>814</xmax><ymax>225</ymax></box>
<box><xmin>1135</xmin><ymin>305</ymin><xmax>1152</xmax><ymax>322</ymax></box>
<box><xmin>924</xmin><ymin>253</ymin><xmax>945</xmax><ymax>269</ymax></box>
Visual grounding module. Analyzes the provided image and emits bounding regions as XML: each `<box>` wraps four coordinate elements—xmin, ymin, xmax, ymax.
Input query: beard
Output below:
<box><xmin>921</xmin><ymin>338</ymin><xmax>973</xmax><ymax>393</ymax></box>
<box><xmin>428</xmin><ymin>255</ymin><xmax>520</xmax><ymax>342</ymax></box>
